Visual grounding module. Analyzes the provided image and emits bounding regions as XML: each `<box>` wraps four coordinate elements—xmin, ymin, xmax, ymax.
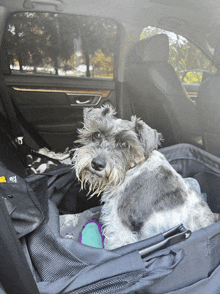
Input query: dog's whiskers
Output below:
<box><xmin>87</xmin><ymin>181</ymin><xmax>105</xmax><ymax>198</ymax></box>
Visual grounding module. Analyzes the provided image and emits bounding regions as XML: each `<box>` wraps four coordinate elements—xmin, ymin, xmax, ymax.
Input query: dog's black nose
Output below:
<box><xmin>91</xmin><ymin>157</ymin><xmax>106</xmax><ymax>171</ymax></box>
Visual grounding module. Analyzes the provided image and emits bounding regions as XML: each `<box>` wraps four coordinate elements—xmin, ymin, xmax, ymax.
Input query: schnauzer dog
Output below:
<box><xmin>73</xmin><ymin>104</ymin><xmax>216</xmax><ymax>250</ymax></box>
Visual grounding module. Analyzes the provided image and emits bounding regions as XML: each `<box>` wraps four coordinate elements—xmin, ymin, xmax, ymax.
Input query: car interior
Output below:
<box><xmin>2</xmin><ymin>1</ymin><xmax>220</xmax><ymax>293</ymax></box>
<box><xmin>0</xmin><ymin>0</ymin><xmax>220</xmax><ymax>158</ymax></box>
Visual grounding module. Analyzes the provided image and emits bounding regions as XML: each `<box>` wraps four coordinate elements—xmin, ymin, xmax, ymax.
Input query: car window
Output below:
<box><xmin>3</xmin><ymin>12</ymin><xmax>118</xmax><ymax>79</ymax></box>
<box><xmin>140</xmin><ymin>26</ymin><xmax>216</xmax><ymax>83</ymax></box>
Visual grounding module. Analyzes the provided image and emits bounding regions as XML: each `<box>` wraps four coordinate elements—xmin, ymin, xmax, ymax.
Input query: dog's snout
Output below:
<box><xmin>91</xmin><ymin>157</ymin><xmax>106</xmax><ymax>171</ymax></box>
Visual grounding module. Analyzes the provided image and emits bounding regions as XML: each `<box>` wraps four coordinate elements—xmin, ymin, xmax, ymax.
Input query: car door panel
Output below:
<box><xmin>4</xmin><ymin>74</ymin><xmax>117</xmax><ymax>152</ymax></box>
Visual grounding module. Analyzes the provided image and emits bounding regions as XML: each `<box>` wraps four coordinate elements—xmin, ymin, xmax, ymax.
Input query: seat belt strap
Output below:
<box><xmin>0</xmin><ymin>72</ymin><xmax>24</xmax><ymax>145</ymax></box>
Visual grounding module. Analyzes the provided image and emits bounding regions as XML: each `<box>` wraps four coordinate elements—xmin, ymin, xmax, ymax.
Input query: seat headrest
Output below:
<box><xmin>128</xmin><ymin>34</ymin><xmax>169</xmax><ymax>63</ymax></box>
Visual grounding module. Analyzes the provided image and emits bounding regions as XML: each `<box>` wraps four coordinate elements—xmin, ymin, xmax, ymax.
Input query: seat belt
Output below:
<box><xmin>0</xmin><ymin>72</ymin><xmax>25</xmax><ymax>146</ymax></box>
<box><xmin>0</xmin><ymin>72</ymin><xmax>51</xmax><ymax>146</ymax></box>
<box><xmin>0</xmin><ymin>72</ymin><xmax>50</xmax><ymax>165</ymax></box>
<box><xmin>0</xmin><ymin>195</ymin><xmax>40</xmax><ymax>294</ymax></box>
<box><xmin>0</xmin><ymin>72</ymin><xmax>32</xmax><ymax>166</ymax></box>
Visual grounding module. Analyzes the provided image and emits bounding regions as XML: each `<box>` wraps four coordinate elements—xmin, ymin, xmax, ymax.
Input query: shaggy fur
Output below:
<box><xmin>73</xmin><ymin>104</ymin><xmax>216</xmax><ymax>250</ymax></box>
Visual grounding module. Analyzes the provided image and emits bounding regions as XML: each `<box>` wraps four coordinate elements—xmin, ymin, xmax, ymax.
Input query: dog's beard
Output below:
<box><xmin>78</xmin><ymin>164</ymin><xmax>125</xmax><ymax>197</ymax></box>
<box><xmin>80</xmin><ymin>169</ymin><xmax>109</xmax><ymax>197</ymax></box>
<box><xmin>73</xmin><ymin>148</ymin><xmax>126</xmax><ymax>197</ymax></box>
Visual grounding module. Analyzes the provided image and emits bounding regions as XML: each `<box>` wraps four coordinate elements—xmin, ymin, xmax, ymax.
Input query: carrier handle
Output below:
<box><xmin>139</xmin><ymin>224</ymin><xmax>191</xmax><ymax>258</ymax></box>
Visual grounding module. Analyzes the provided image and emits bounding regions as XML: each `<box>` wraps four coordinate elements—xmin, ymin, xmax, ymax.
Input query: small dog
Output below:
<box><xmin>73</xmin><ymin>104</ymin><xmax>216</xmax><ymax>250</ymax></box>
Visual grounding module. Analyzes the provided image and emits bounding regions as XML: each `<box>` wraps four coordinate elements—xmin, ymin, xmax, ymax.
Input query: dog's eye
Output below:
<box><xmin>118</xmin><ymin>141</ymin><xmax>129</xmax><ymax>149</ymax></box>
<box><xmin>92</xmin><ymin>132</ymin><xmax>102</xmax><ymax>142</ymax></box>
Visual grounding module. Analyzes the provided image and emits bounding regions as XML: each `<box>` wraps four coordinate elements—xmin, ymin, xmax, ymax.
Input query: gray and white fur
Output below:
<box><xmin>73</xmin><ymin>104</ymin><xmax>216</xmax><ymax>250</ymax></box>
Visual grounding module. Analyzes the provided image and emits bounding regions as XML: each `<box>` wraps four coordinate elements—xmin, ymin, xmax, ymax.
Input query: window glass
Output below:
<box><xmin>4</xmin><ymin>12</ymin><xmax>118</xmax><ymax>79</ymax></box>
<box><xmin>140</xmin><ymin>26</ymin><xmax>216</xmax><ymax>83</ymax></box>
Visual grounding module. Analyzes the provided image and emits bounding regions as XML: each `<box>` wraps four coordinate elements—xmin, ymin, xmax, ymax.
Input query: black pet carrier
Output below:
<box><xmin>1</xmin><ymin>118</ymin><xmax>220</xmax><ymax>294</ymax></box>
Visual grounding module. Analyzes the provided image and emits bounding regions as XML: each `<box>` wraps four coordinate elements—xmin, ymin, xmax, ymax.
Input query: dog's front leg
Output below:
<box><xmin>101</xmin><ymin>193</ymin><xmax>139</xmax><ymax>250</ymax></box>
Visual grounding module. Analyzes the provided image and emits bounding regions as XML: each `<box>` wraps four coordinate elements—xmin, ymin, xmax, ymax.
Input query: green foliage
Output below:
<box><xmin>183</xmin><ymin>71</ymin><xmax>203</xmax><ymax>84</ymax></box>
<box><xmin>5</xmin><ymin>13</ymin><xmax>60</xmax><ymax>73</ymax></box>
<box><xmin>4</xmin><ymin>12</ymin><xmax>117</xmax><ymax>78</ymax></box>
<box><xmin>92</xmin><ymin>50</ymin><xmax>113</xmax><ymax>77</ymax></box>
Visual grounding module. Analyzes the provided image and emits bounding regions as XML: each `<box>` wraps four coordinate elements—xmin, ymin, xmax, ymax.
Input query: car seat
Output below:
<box><xmin>125</xmin><ymin>34</ymin><xmax>202</xmax><ymax>147</ymax></box>
<box><xmin>196</xmin><ymin>42</ymin><xmax>220</xmax><ymax>157</ymax></box>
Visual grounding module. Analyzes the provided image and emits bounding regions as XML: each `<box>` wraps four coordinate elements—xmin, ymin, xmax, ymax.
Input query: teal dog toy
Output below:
<box><xmin>79</xmin><ymin>220</ymin><xmax>104</xmax><ymax>248</ymax></box>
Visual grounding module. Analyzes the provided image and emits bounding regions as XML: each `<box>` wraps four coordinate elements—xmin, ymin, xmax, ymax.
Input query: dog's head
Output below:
<box><xmin>73</xmin><ymin>104</ymin><xmax>162</xmax><ymax>196</ymax></box>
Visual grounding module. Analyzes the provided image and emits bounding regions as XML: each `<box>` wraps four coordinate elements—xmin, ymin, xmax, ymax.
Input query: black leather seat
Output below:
<box><xmin>125</xmin><ymin>34</ymin><xmax>201</xmax><ymax>147</ymax></box>
<box><xmin>196</xmin><ymin>44</ymin><xmax>220</xmax><ymax>156</ymax></box>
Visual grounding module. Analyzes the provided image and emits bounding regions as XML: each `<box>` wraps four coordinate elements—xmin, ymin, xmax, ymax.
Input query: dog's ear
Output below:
<box><xmin>131</xmin><ymin>116</ymin><xmax>162</xmax><ymax>156</ymax></box>
<box><xmin>100</xmin><ymin>103</ymin><xmax>116</xmax><ymax>117</ymax></box>
<box><xmin>83</xmin><ymin>104</ymin><xmax>116</xmax><ymax>124</ymax></box>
